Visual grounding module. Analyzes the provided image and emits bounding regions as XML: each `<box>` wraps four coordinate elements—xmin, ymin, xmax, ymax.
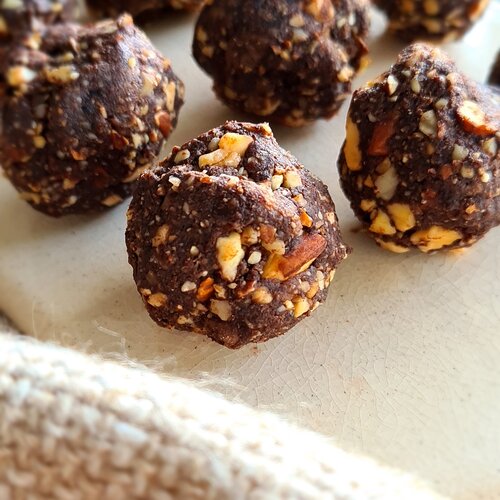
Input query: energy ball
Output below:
<box><xmin>0</xmin><ymin>14</ymin><xmax>184</xmax><ymax>216</ymax></box>
<box><xmin>374</xmin><ymin>0</ymin><xmax>490</xmax><ymax>42</ymax></box>
<box><xmin>126</xmin><ymin>121</ymin><xmax>350</xmax><ymax>349</ymax></box>
<box><xmin>193</xmin><ymin>0</ymin><xmax>370</xmax><ymax>127</ymax></box>
<box><xmin>338</xmin><ymin>44</ymin><xmax>500</xmax><ymax>254</ymax></box>
<box><xmin>489</xmin><ymin>52</ymin><xmax>500</xmax><ymax>87</ymax></box>
<box><xmin>0</xmin><ymin>0</ymin><xmax>77</xmax><ymax>43</ymax></box>
<box><xmin>86</xmin><ymin>0</ymin><xmax>204</xmax><ymax>19</ymax></box>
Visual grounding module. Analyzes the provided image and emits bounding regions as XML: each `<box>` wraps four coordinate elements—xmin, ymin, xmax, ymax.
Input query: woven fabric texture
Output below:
<box><xmin>0</xmin><ymin>331</ymin><xmax>443</xmax><ymax>499</ymax></box>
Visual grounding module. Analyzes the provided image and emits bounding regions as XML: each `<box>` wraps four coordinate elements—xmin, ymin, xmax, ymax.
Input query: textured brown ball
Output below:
<box><xmin>374</xmin><ymin>0</ymin><xmax>490</xmax><ymax>42</ymax></box>
<box><xmin>86</xmin><ymin>0</ymin><xmax>205</xmax><ymax>19</ymax></box>
<box><xmin>0</xmin><ymin>15</ymin><xmax>184</xmax><ymax>216</ymax></box>
<box><xmin>0</xmin><ymin>0</ymin><xmax>77</xmax><ymax>43</ymax></box>
<box><xmin>193</xmin><ymin>0</ymin><xmax>370</xmax><ymax>127</ymax></box>
<box><xmin>126</xmin><ymin>121</ymin><xmax>350</xmax><ymax>349</ymax></box>
<box><xmin>338</xmin><ymin>44</ymin><xmax>500</xmax><ymax>254</ymax></box>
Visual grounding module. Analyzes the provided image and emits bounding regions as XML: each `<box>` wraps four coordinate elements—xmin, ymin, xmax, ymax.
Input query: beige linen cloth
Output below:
<box><xmin>0</xmin><ymin>319</ymin><xmax>443</xmax><ymax>499</ymax></box>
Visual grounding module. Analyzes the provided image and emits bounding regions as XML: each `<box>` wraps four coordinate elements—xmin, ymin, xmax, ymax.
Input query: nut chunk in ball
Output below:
<box><xmin>193</xmin><ymin>0</ymin><xmax>370</xmax><ymax>127</ymax></box>
<box><xmin>0</xmin><ymin>14</ymin><xmax>184</xmax><ymax>216</ymax></box>
<box><xmin>338</xmin><ymin>44</ymin><xmax>500</xmax><ymax>254</ymax></box>
<box><xmin>374</xmin><ymin>0</ymin><xmax>490</xmax><ymax>42</ymax></box>
<box><xmin>0</xmin><ymin>0</ymin><xmax>77</xmax><ymax>43</ymax></box>
<box><xmin>86</xmin><ymin>0</ymin><xmax>204</xmax><ymax>19</ymax></box>
<box><xmin>126</xmin><ymin>121</ymin><xmax>350</xmax><ymax>348</ymax></box>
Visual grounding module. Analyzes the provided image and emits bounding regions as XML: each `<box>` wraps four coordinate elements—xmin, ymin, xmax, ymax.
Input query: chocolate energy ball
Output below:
<box><xmin>126</xmin><ymin>121</ymin><xmax>350</xmax><ymax>348</ymax></box>
<box><xmin>338</xmin><ymin>44</ymin><xmax>500</xmax><ymax>254</ymax></box>
<box><xmin>374</xmin><ymin>0</ymin><xmax>490</xmax><ymax>42</ymax></box>
<box><xmin>489</xmin><ymin>52</ymin><xmax>500</xmax><ymax>87</ymax></box>
<box><xmin>86</xmin><ymin>0</ymin><xmax>204</xmax><ymax>19</ymax></box>
<box><xmin>0</xmin><ymin>0</ymin><xmax>77</xmax><ymax>43</ymax></box>
<box><xmin>193</xmin><ymin>0</ymin><xmax>370</xmax><ymax>127</ymax></box>
<box><xmin>0</xmin><ymin>14</ymin><xmax>184</xmax><ymax>216</ymax></box>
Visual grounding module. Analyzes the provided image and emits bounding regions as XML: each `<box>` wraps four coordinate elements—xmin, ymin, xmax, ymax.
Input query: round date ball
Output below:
<box><xmin>338</xmin><ymin>44</ymin><xmax>500</xmax><ymax>254</ymax></box>
<box><xmin>193</xmin><ymin>0</ymin><xmax>370</xmax><ymax>127</ymax></box>
<box><xmin>0</xmin><ymin>0</ymin><xmax>77</xmax><ymax>43</ymax></box>
<box><xmin>374</xmin><ymin>0</ymin><xmax>490</xmax><ymax>42</ymax></box>
<box><xmin>489</xmin><ymin>52</ymin><xmax>500</xmax><ymax>87</ymax></box>
<box><xmin>0</xmin><ymin>14</ymin><xmax>184</xmax><ymax>216</ymax></box>
<box><xmin>86</xmin><ymin>0</ymin><xmax>204</xmax><ymax>19</ymax></box>
<box><xmin>126</xmin><ymin>121</ymin><xmax>350</xmax><ymax>349</ymax></box>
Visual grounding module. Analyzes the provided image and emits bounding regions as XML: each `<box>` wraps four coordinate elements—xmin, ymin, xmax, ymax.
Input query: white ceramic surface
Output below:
<box><xmin>1</xmin><ymin>5</ymin><xmax>499</xmax><ymax>499</ymax></box>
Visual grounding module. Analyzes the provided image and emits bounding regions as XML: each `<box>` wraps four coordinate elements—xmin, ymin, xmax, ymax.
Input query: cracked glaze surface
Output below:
<box><xmin>0</xmin><ymin>5</ymin><xmax>499</xmax><ymax>500</ymax></box>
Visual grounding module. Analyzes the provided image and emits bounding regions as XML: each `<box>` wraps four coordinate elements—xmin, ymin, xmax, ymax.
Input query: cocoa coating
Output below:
<box><xmin>0</xmin><ymin>14</ymin><xmax>184</xmax><ymax>216</ymax></box>
<box><xmin>374</xmin><ymin>0</ymin><xmax>490</xmax><ymax>42</ymax></box>
<box><xmin>193</xmin><ymin>0</ymin><xmax>370</xmax><ymax>127</ymax></box>
<box><xmin>126</xmin><ymin>121</ymin><xmax>350</xmax><ymax>348</ymax></box>
<box><xmin>338</xmin><ymin>44</ymin><xmax>500</xmax><ymax>253</ymax></box>
<box><xmin>86</xmin><ymin>0</ymin><xmax>204</xmax><ymax>19</ymax></box>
